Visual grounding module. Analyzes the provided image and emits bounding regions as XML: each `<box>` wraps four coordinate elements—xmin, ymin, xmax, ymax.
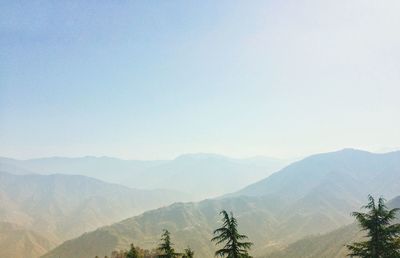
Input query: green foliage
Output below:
<box><xmin>96</xmin><ymin>233</ymin><xmax>186</xmax><ymax>258</ymax></box>
<box><xmin>157</xmin><ymin>229</ymin><xmax>179</xmax><ymax>258</ymax></box>
<box><xmin>126</xmin><ymin>243</ymin><xmax>140</xmax><ymax>258</ymax></box>
<box><xmin>347</xmin><ymin>195</ymin><xmax>400</xmax><ymax>257</ymax></box>
<box><xmin>183</xmin><ymin>247</ymin><xmax>194</xmax><ymax>258</ymax></box>
<box><xmin>97</xmin><ymin>244</ymin><xmax>161</xmax><ymax>258</ymax></box>
<box><xmin>212</xmin><ymin>210</ymin><xmax>253</xmax><ymax>258</ymax></box>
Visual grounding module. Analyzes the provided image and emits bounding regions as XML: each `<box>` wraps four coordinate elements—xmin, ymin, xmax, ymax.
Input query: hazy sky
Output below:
<box><xmin>1</xmin><ymin>1</ymin><xmax>399</xmax><ymax>160</ymax></box>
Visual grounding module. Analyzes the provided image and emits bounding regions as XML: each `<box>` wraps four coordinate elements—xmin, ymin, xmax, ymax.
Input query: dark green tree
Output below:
<box><xmin>157</xmin><ymin>229</ymin><xmax>178</xmax><ymax>258</ymax></box>
<box><xmin>347</xmin><ymin>195</ymin><xmax>400</xmax><ymax>257</ymax></box>
<box><xmin>183</xmin><ymin>247</ymin><xmax>194</xmax><ymax>258</ymax></box>
<box><xmin>211</xmin><ymin>210</ymin><xmax>253</xmax><ymax>258</ymax></box>
<box><xmin>126</xmin><ymin>243</ymin><xmax>140</xmax><ymax>258</ymax></box>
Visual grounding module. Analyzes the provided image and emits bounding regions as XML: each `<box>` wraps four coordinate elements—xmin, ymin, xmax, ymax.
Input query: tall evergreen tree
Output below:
<box><xmin>211</xmin><ymin>210</ymin><xmax>253</xmax><ymax>258</ymax></box>
<box><xmin>347</xmin><ymin>195</ymin><xmax>400</xmax><ymax>257</ymax></box>
<box><xmin>126</xmin><ymin>243</ymin><xmax>140</xmax><ymax>258</ymax></box>
<box><xmin>157</xmin><ymin>229</ymin><xmax>178</xmax><ymax>258</ymax></box>
<box><xmin>183</xmin><ymin>247</ymin><xmax>194</xmax><ymax>258</ymax></box>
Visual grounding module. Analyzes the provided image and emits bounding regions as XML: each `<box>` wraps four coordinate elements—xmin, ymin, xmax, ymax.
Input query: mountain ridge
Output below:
<box><xmin>264</xmin><ymin>196</ymin><xmax>400</xmax><ymax>258</ymax></box>
<box><xmin>41</xmin><ymin>149</ymin><xmax>400</xmax><ymax>258</ymax></box>
<box><xmin>0</xmin><ymin>170</ymin><xmax>189</xmax><ymax>258</ymax></box>
<box><xmin>1</xmin><ymin>153</ymin><xmax>288</xmax><ymax>199</ymax></box>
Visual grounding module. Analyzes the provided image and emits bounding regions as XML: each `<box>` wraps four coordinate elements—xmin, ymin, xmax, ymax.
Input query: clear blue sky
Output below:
<box><xmin>1</xmin><ymin>1</ymin><xmax>399</xmax><ymax>159</ymax></box>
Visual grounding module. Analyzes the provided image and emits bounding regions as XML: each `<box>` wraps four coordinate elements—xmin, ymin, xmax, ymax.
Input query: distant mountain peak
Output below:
<box><xmin>339</xmin><ymin>147</ymin><xmax>367</xmax><ymax>152</ymax></box>
<box><xmin>339</xmin><ymin>148</ymin><xmax>374</xmax><ymax>153</ymax></box>
<box><xmin>174</xmin><ymin>153</ymin><xmax>229</xmax><ymax>161</ymax></box>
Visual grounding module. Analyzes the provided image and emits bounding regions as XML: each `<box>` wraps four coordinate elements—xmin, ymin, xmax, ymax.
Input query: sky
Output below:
<box><xmin>1</xmin><ymin>0</ymin><xmax>399</xmax><ymax>160</ymax></box>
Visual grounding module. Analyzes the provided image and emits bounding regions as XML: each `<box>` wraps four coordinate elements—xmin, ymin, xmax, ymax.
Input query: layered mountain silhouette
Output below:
<box><xmin>0</xmin><ymin>171</ymin><xmax>187</xmax><ymax>257</ymax></box>
<box><xmin>41</xmin><ymin>149</ymin><xmax>400</xmax><ymax>258</ymax></box>
<box><xmin>236</xmin><ymin>148</ymin><xmax>400</xmax><ymax>199</ymax></box>
<box><xmin>0</xmin><ymin>153</ymin><xmax>287</xmax><ymax>200</ymax></box>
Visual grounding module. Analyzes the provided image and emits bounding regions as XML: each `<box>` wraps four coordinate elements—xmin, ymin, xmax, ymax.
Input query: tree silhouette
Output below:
<box><xmin>183</xmin><ymin>247</ymin><xmax>194</xmax><ymax>258</ymax></box>
<box><xmin>347</xmin><ymin>195</ymin><xmax>400</xmax><ymax>257</ymax></box>
<box><xmin>126</xmin><ymin>243</ymin><xmax>140</xmax><ymax>258</ymax></box>
<box><xmin>211</xmin><ymin>210</ymin><xmax>253</xmax><ymax>258</ymax></box>
<box><xmin>157</xmin><ymin>229</ymin><xmax>178</xmax><ymax>258</ymax></box>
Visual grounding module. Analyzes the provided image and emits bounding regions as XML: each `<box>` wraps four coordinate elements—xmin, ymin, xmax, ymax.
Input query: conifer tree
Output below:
<box><xmin>126</xmin><ymin>243</ymin><xmax>140</xmax><ymax>258</ymax></box>
<box><xmin>347</xmin><ymin>195</ymin><xmax>400</xmax><ymax>257</ymax></box>
<box><xmin>183</xmin><ymin>247</ymin><xmax>194</xmax><ymax>258</ymax></box>
<box><xmin>211</xmin><ymin>210</ymin><xmax>253</xmax><ymax>258</ymax></box>
<box><xmin>157</xmin><ymin>229</ymin><xmax>178</xmax><ymax>258</ymax></box>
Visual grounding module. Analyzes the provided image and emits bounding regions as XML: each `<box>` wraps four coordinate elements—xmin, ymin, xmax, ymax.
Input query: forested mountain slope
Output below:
<box><xmin>237</xmin><ymin>149</ymin><xmax>400</xmax><ymax>200</ymax></box>
<box><xmin>264</xmin><ymin>196</ymin><xmax>400</xmax><ymax>258</ymax></box>
<box><xmin>0</xmin><ymin>222</ymin><xmax>57</xmax><ymax>258</ymax></box>
<box><xmin>0</xmin><ymin>171</ymin><xmax>187</xmax><ymax>258</ymax></box>
<box><xmin>42</xmin><ymin>149</ymin><xmax>400</xmax><ymax>258</ymax></box>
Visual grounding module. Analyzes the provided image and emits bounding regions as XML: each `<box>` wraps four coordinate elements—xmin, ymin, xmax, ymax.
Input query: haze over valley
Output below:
<box><xmin>1</xmin><ymin>149</ymin><xmax>400</xmax><ymax>257</ymax></box>
<box><xmin>37</xmin><ymin>149</ymin><xmax>400</xmax><ymax>258</ymax></box>
<box><xmin>0</xmin><ymin>154</ymin><xmax>288</xmax><ymax>200</ymax></box>
<box><xmin>1</xmin><ymin>1</ymin><xmax>400</xmax><ymax>257</ymax></box>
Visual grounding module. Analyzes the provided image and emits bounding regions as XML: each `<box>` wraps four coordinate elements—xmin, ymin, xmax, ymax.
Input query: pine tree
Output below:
<box><xmin>157</xmin><ymin>229</ymin><xmax>178</xmax><ymax>258</ymax></box>
<box><xmin>126</xmin><ymin>243</ymin><xmax>140</xmax><ymax>258</ymax></box>
<box><xmin>183</xmin><ymin>247</ymin><xmax>194</xmax><ymax>258</ymax></box>
<box><xmin>211</xmin><ymin>210</ymin><xmax>253</xmax><ymax>258</ymax></box>
<box><xmin>347</xmin><ymin>195</ymin><xmax>400</xmax><ymax>257</ymax></box>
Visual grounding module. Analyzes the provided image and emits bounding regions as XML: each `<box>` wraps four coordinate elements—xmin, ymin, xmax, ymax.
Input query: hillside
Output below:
<box><xmin>0</xmin><ymin>171</ymin><xmax>188</xmax><ymax>257</ymax></box>
<box><xmin>0</xmin><ymin>222</ymin><xmax>57</xmax><ymax>258</ymax></box>
<box><xmin>42</xmin><ymin>196</ymin><xmax>283</xmax><ymax>258</ymax></box>
<box><xmin>237</xmin><ymin>149</ymin><xmax>400</xmax><ymax>200</ymax></box>
<box><xmin>0</xmin><ymin>154</ymin><xmax>287</xmax><ymax>199</ymax></box>
<box><xmin>42</xmin><ymin>149</ymin><xmax>400</xmax><ymax>258</ymax></box>
<box><xmin>264</xmin><ymin>196</ymin><xmax>400</xmax><ymax>258</ymax></box>
<box><xmin>40</xmin><ymin>194</ymin><xmax>356</xmax><ymax>258</ymax></box>
<box><xmin>263</xmin><ymin>223</ymin><xmax>360</xmax><ymax>258</ymax></box>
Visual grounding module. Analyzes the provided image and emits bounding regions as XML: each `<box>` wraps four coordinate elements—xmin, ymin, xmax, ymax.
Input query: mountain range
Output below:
<box><xmin>0</xmin><ymin>171</ymin><xmax>188</xmax><ymax>257</ymax></box>
<box><xmin>41</xmin><ymin>149</ymin><xmax>400</xmax><ymax>258</ymax></box>
<box><xmin>0</xmin><ymin>153</ymin><xmax>287</xmax><ymax>200</ymax></box>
